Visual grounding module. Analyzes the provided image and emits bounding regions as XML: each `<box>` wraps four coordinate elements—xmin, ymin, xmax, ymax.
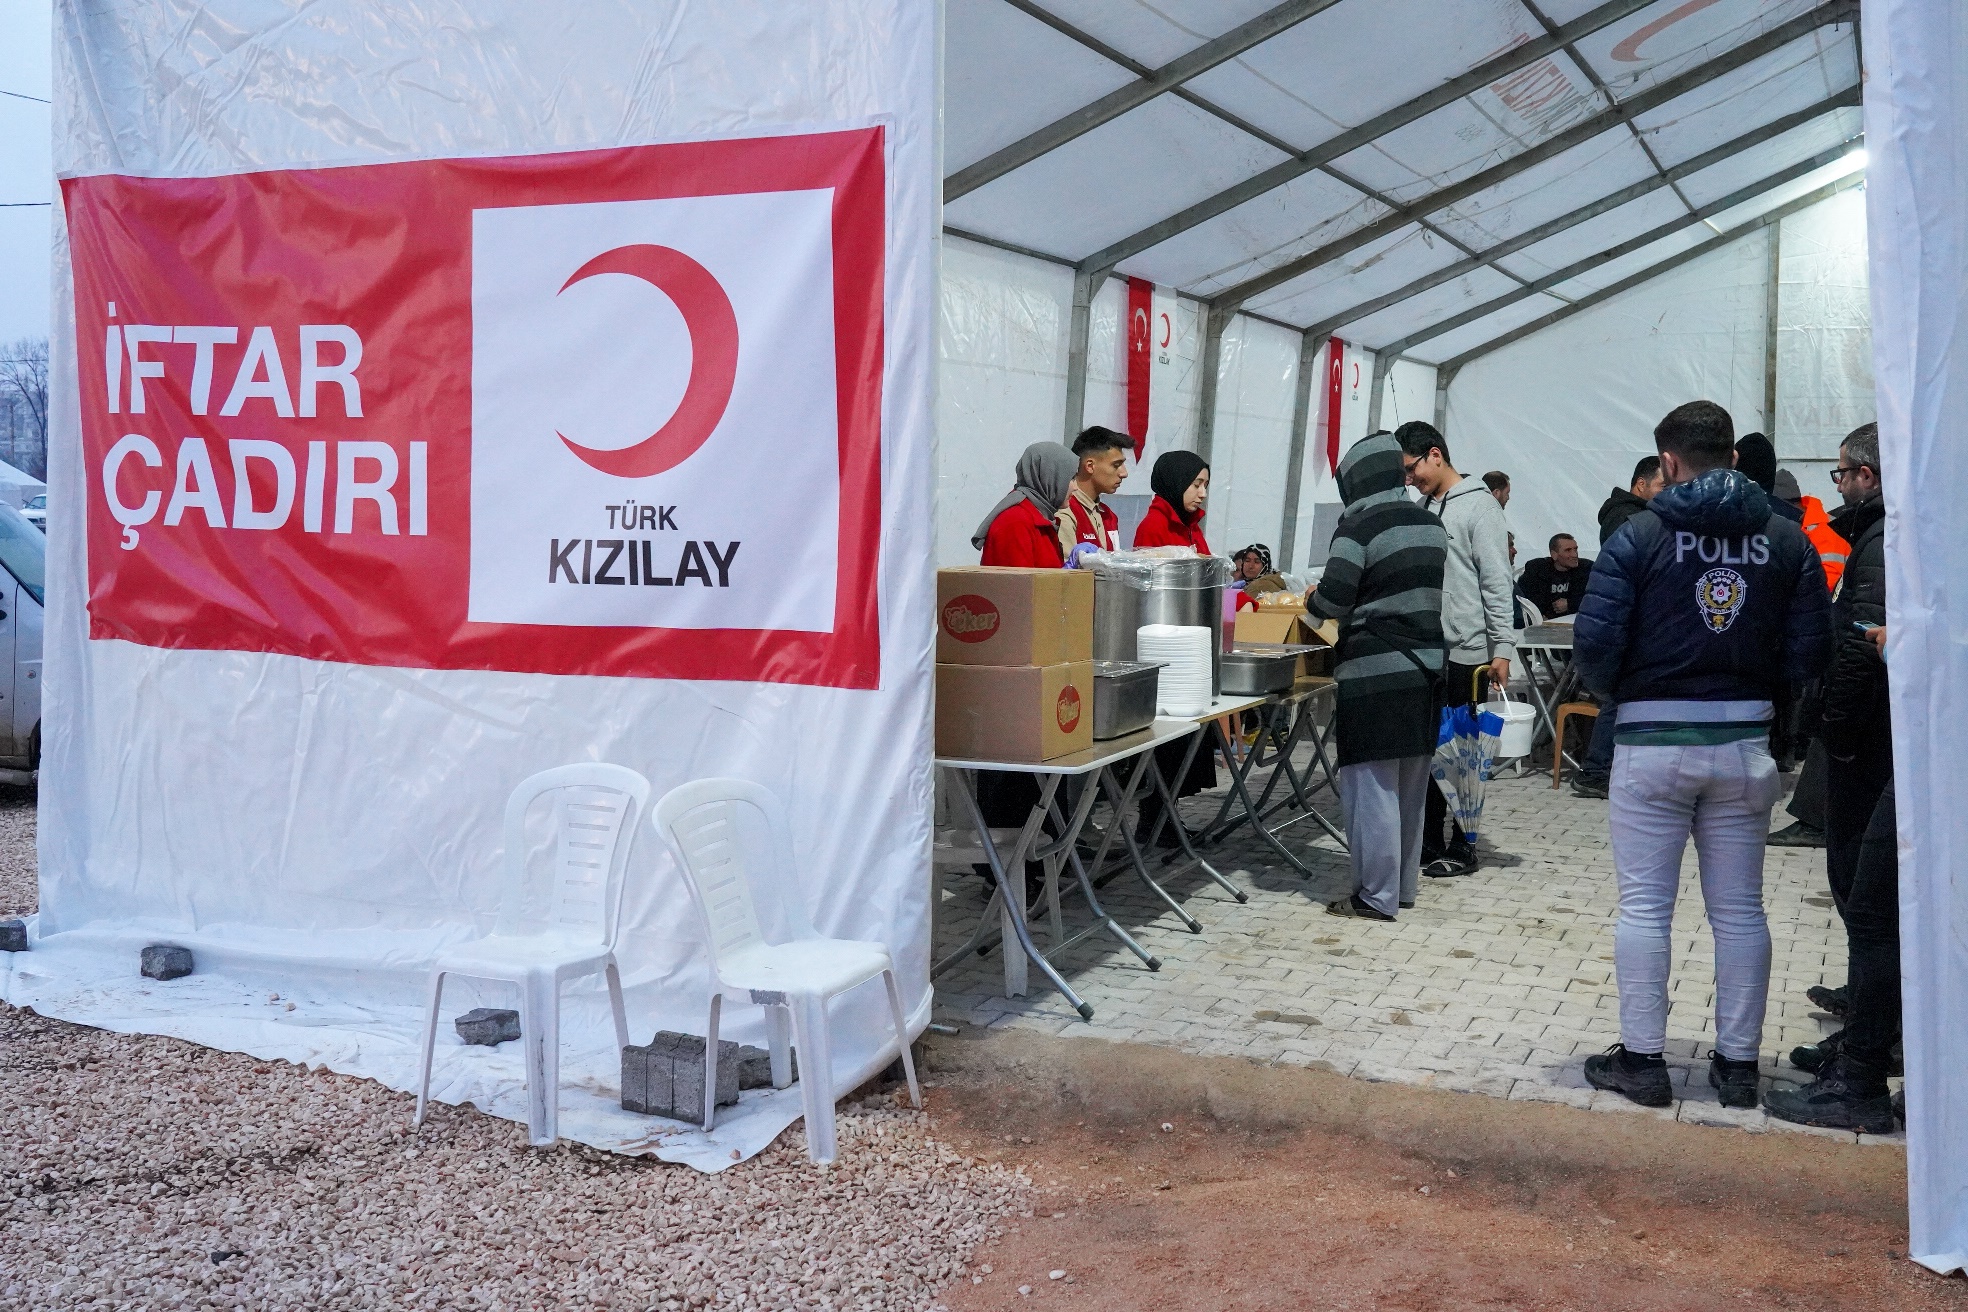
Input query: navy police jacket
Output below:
<box><xmin>1574</xmin><ymin>468</ymin><xmax>1834</xmax><ymax>703</ymax></box>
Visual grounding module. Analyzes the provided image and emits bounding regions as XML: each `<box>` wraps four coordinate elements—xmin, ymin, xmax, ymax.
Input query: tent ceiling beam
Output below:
<box><xmin>1434</xmin><ymin>171</ymin><xmax>1865</xmax><ymax>373</ymax></box>
<box><xmin>1372</xmin><ymin>137</ymin><xmax>1863</xmax><ymax>360</ymax></box>
<box><xmin>1296</xmin><ymin>88</ymin><xmax>1859</xmax><ymax>344</ymax></box>
<box><xmin>946</xmin><ymin>0</ymin><xmax>1345</xmax><ymax>201</ymax></box>
<box><xmin>1208</xmin><ymin>0</ymin><xmax>1859</xmax><ymax>316</ymax></box>
<box><xmin>1072</xmin><ymin>0</ymin><xmax>1661</xmax><ymax>279</ymax></box>
<box><xmin>1519</xmin><ymin>0</ymin><xmax>1703</xmax><ymax>222</ymax></box>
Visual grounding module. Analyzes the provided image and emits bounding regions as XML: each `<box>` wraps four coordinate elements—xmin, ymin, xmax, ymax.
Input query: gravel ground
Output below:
<box><xmin>0</xmin><ymin>796</ymin><xmax>1032</xmax><ymax>1311</ymax></box>
<box><xmin>0</xmin><ymin>786</ymin><xmax>35</xmax><ymax>917</ymax></box>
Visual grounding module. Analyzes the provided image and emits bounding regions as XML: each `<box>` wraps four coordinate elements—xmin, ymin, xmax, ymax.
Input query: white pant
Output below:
<box><xmin>1609</xmin><ymin>738</ymin><xmax>1782</xmax><ymax>1060</ymax></box>
<box><xmin>1338</xmin><ymin>755</ymin><xmax>1430</xmax><ymax>917</ymax></box>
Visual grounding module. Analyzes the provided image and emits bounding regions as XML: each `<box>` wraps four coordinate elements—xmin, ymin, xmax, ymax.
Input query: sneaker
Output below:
<box><xmin>1789</xmin><ymin>1028</ymin><xmax>1844</xmax><ymax>1074</ymax></box>
<box><xmin>1570</xmin><ymin>776</ymin><xmax>1610</xmax><ymax>800</ymax></box>
<box><xmin>1767</xmin><ymin>821</ymin><xmax>1827</xmax><ymax>849</ymax></box>
<box><xmin>1421</xmin><ymin>845</ymin><xmax>1480</xmax><ymax>879</ymax></box>
<box><xmin>1762</xmin><ymin>1055</ymin><xmax>1897</xmax><ymax>1133</ymax></box>
<box><xmin>1709</xmin><ymin>1051</ymin><xmax>1761</xmax><ymax>1109</ymax></box>
<box><xmin>1325</xmin><ymin>894</ymin><xmax>1395</xmax><ymax>922</ymax></box>
<box><xmin>1584</xmin><ymin>1044</ymin><xmax>1672</xmax><ymax>1107</ymax></box>
<box><xmin>1806</xmin><ymin>983</ymin><xmax>1850</xmax><ymax>1018</ymax></box>
<box><xmin>1400</xmin><ymin>899</ymin><xmax>1416</xmax><ymax>910</ymax></box>
<box><xmin>1893</xmin><ymin>1089</ymin><xmax>1906</xmax><ymax>1124</ymax></box>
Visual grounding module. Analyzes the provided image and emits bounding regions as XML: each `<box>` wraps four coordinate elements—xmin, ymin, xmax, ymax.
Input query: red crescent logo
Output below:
<box><xmin>1609</xmin><ymin>0</ymin><xmax>1723</xmax><ymax>62</ymax></box>
<box><xmin>554</xmin><ymin>243</ymin><xmax>739</xmax><ymax>478</ymax></box>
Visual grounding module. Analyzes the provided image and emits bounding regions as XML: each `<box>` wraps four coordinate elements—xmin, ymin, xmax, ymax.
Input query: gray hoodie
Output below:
<box><xmin>1427</xmin><ymin>476</ymin><xmax>1517</xmax><ymax>667</ymax></box>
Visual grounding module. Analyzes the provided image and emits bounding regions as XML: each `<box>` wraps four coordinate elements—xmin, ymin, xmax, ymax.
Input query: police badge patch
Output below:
<box><xmin>1696</xmin><ymin>567</ymin><xmax>1748</xmax><ymax>633</ymax></box>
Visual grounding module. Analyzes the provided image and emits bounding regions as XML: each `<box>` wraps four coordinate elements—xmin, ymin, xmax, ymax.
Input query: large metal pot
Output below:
<box><xmin>1092</xmin><ymin>572</ymin><xmax>1142</xmax><ymax>663</ymax></box>
<box><xmin>1138</xmin><ymin>556</ymin><xmax>1224</xmax><ymax>695</ymax></box>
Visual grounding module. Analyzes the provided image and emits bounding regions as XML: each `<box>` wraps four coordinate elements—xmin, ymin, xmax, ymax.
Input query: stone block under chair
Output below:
<box><xmin>140</xmin><ymin>944</ymin><xmax>194</xmax><ymax>980</ymax></box>
<box><xmin>0</xmin><ymin>919</ymin><xmax>26</xmax><ymax>953</ymax></box>
<box><xmin>621</xmin><ymin>1031</ymin><xmax>741</xmax><ymax>1122</ymax></box>
<box><xmin>454</xmin><ymin>1008</ymin><xmax>522</xmax><ymax>1046</ymax></box>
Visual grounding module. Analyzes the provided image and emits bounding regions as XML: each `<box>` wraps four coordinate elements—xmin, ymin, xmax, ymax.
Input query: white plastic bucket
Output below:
<box><xmin>1485</xmin><ymin>688</ymin><xmax>1537</xmax><ymax>759</ymax></box>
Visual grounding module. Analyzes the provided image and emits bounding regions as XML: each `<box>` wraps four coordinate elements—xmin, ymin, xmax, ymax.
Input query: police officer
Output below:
<box><xmin>1572</xmin><ymin>401</ymin><xmax>1834</xmax><ymax>1111</ymax></box>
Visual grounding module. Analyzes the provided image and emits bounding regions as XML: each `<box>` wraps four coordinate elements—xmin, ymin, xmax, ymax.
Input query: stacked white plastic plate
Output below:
<box><xmin>1137</xmin><ymin>623</ymin><xmax>1213</xmax><ymax>717</ymax></box>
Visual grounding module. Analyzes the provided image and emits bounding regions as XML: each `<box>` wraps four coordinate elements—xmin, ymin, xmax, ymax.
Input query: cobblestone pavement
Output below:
<box><xmin>933</xmin><ymin>745</ymin><xmax>1901</xmax><ymax>1146</ymax></box>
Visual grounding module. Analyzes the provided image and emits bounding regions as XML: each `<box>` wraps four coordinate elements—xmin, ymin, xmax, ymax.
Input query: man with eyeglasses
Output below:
<box><xmin>1765</xmin><ymin>422</ymin><xmax>1901</xmax><ymax>1132</ymax></box>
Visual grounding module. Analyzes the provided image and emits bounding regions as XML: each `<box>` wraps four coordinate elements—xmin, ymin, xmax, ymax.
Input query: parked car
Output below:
<box><xmin>0</xmin><ymin>504</ymin><xmax>43</xmax><ymax>780</ymax></box>
<box><xmin>19</xmin><ymin>494</ymin><xmax>44</xmax><ymax>531</ymax></box>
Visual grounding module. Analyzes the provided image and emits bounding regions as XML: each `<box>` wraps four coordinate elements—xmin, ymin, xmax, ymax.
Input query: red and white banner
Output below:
<box><xmin>1125</xmin><ymin>276</ymin><xmax>1153</xmax><ymax>460</ymax></box>
<box><xmin>64</xmin><ymin>128</ymin><xmax>887</xmax><ymax>688</ymax></box>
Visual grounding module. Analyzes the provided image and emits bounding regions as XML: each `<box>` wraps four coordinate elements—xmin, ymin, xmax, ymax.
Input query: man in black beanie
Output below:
<box><xmin>1735</xmin><ymin>434</ymin><xmax>1803</xmax><ymax>524</ymax></box>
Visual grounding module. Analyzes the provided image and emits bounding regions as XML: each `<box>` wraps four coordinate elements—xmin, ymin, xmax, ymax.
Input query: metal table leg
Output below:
<box><xmin>1205</xmin><ymin>717</ymin><xmax>1322</xmax><ymax>879</ymax></box>
<box><xmin>933</xmin><ymin>769</ymin><xmax>1095</xmax><ymax>1019</ymax></box>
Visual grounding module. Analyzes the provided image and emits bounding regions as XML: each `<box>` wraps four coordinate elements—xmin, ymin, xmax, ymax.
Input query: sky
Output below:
<box><xmin>0</xmin><ymin>0</ymin><xmax>53</xmax><ymax>346</ymax></box>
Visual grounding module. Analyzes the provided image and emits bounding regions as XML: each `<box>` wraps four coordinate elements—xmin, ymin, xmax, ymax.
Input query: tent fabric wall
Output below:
<box><xmin>1863</xmin><ymin>0</ymin><xmax>1968</xmax><ymax>1276</ymax></box>
<box><xmin>1446</xmin><ymin>222</ymin><xmax>1781</xmax><ymax>560</ymax></box>
<box><xmin>14</xmin><ymin>0</ymin><xmax>938</xmax><ymax>1169</ymax></box>
<box><xmin>1777</xmin><ymin>187</ymin><xmax>1874</xmax><ymax>464</ymax></box>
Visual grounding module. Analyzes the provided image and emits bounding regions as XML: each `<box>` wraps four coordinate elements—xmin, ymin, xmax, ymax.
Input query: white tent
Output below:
<box><xmin>0</xmin><ymin>458</ymin><xmax>45</xmax><ymax>508</ymax></box>
<box><xmin>14</xmin><ymin>0</ymin><xmax>1961</xmax><ymax>1263</ymax></box>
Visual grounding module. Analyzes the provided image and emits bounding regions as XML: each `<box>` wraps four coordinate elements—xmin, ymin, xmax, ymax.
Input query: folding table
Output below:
<box><xmin>1516</xmin><ymin>624</ymin><xmax>1583</xmax><ymax>768</ymax></box>
<box><xmin>935</xmin><ymin>719</ymin><xmax>1201</xmax><ymax>1020</ymax></box>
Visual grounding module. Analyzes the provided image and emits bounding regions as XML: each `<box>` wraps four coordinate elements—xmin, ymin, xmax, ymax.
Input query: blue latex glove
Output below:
<box><xmin>1064</xmin><ymin>542</ymin><xmax>1100</xmax><ymax>569</ymax></box>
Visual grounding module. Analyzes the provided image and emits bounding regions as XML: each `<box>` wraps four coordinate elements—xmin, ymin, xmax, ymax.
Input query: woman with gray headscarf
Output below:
<box><xmin>975</xmin><ymin>442</ymin><xmax>1078</xmax><ymax>566</ymax></box>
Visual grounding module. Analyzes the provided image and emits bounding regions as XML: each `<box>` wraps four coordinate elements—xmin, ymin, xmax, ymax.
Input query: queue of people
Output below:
<box><xmin>969</xmin><ymin>409</ymin><xmax>1900</xmax><ymax>1128</ymax></box>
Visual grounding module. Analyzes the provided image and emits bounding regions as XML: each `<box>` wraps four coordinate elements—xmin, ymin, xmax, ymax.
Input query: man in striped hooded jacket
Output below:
<box><xmin>1308</xmin><ymin>432</ymin><xmax>1449</xmax><ymax>921</ymax></box>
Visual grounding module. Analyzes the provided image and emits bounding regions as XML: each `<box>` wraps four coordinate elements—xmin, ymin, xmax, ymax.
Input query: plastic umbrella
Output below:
<box><xmin>1429</xmin><ymin>702</ymin><xmax>1506</xmax><ymax>843</ymax></box>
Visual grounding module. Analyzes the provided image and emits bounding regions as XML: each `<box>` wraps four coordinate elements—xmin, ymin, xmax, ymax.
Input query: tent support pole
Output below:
<box><xmin>1194</xmin><ymin>306</ymin><xmax>1232</xmax><ymax>462</ymax></box>
<box><xmin>1434</xmin><ymin>364</ymin><xmax>1458</xmax><ymax>436</ymax></box>
<box><xmin>1764</xmin><ymin>224</ymin><xmax>1782</xmax><ymax>438</ymax></box>
<box><xmin>1062</xmin><ymin>266</ymin><xmax>1102</xmax><ymax>443</ymax></box>
<box><xmin>1364</xmin><ymin>353</ymin><xmax>1393</xmax><ymax>434</ymax></box>
<box><xmin>1278</xmin><ymin>330</ymin><xmax>1319</xmax><ymax>572</ymax></box>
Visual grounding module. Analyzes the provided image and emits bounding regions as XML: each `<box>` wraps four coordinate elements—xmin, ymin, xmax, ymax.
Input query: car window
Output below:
<box><xmin>24</xmin><ymin>494</ymin><xmax>44</xmax><ymax>510</ymax></box>
<box><xmin>0</xmin><ymin>504</ymin><xmax>45</xmax><ymax>604</ymax></box>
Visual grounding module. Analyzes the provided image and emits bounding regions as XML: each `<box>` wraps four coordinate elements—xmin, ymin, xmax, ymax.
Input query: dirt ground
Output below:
<box><xmin>921</xmin><ymin>1029</ymin><xmax>1963</xmax><ymax>1312</ymax></box>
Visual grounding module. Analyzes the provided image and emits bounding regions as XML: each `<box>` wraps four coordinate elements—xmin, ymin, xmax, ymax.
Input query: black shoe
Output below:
<box><xmin>1584</xmin><ymin>1043</ymin><xmax>1672</xmax><ymax>1107</ymax></box>
<box><xmin>1893</xmin><ymin>1089</ymin><xmax>1906</xmax><ymax>1124</ymax></box>
<box><xmin>1709</xmin><ymin>1051</ymin><xmax>1760</xmax><ymax>1108</ymax></box>
<box><xmin>1790</xmin><ymin>1028</ymin><xmax>1843</xmax><ymax>1074</ymax></box>
<box><xmin>1325</xmin><ymin>894</ymin><xmax>1396</xmax><ymax>922</ymax></box>
<box><xmin>1768</xmin><ymin>821</ymin><xmax>1827</xmax><ymax>849</ymax></box>
<box><xmin>1570</xmin><ymin>776</ymin><xmax>1610</xmax><ymax>800</ymax></box>
<box><xmin>1421</xmin><ymin>847</ymin><xmax>1479</xmax><ymax>879</ymax></box>
<box><xmin>1763</xmin><ymin>1055</ymin><xmax>1896</xmax><ymax>1133</ymax></box>
<box><xmin>972</xmin><ymin>862</ymin><xmax>1048</xmax><ymax>915</ymax></box>
<box><xmin>1806</xmin><ymin>983</ymin><xmax>1850</xmax><ymax>1018</ymax></box>
<box><xmin>1400</xmin><ymin>899</ymin><xmax>1416</xmax><ymax>910</ymax></box>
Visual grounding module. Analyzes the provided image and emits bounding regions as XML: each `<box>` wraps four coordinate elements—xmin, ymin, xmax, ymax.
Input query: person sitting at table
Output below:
<box><xmin>1517</xmin><ymin>533</ymin><xmax>1592</xmax><ymax>618</ymax></box>
<box><xmin>1309</xmin><ymin>432</ymin><xmax>1449</xmax><ymax>921</ymax></box>
<box><xmin>973</xmin><ymin>441</ymin><xmax>1078</xmax><ymax>568</ymax></box>
<box><xmin>1134</xmin><ymin>451</ymin><xmax>1211</xmax><ymax>552</ymax></box>
<box><xmin>1231</xmin><ymin>543</ymin><xmax>1287</xmax><ymax>611</ymax></box>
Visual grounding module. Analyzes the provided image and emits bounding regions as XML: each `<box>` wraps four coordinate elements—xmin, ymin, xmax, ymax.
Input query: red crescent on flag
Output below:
<box><xmin>554</xmin><ymin>243</ymin><xmax>739</xmax><ymax>478</ymax></box>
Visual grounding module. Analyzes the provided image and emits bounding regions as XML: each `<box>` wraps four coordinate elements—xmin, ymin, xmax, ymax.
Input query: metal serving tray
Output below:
<box><xmin>1218</xmin><ymin>649</ymin><xmax>1299</xmax><ymax>696</ymax></box>
<box><xmin>1092</xmin><ymin>660</ymin><xmax>1163</xmax><ymax>740</ymax></box>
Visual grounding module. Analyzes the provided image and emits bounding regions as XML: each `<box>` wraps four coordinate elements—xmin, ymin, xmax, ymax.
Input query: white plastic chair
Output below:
<box><xmin>414</xmin><ymin>763</ymin><xmax>651</xmax><ymax>1147</ymax></box>
<box><xmin>653</xmin><ymin>778</ymin><xmax>921</xmax><ymax>1164</ymax></box>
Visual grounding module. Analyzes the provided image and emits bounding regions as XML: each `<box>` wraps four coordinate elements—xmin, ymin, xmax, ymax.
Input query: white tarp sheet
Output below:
<box><xmin>11</xmin><ymin>0</ymin><xmax>937</xmax><ymax>1171</ymax></box>
<box><xmin>1863</xmin><ymin>0</ymin><xmax>1968</xmax><ymax>1276</ymax></box>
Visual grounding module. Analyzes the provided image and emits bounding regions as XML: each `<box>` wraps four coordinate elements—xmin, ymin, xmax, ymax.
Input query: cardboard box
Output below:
<box><xmin>937</xmin><ymin>567</ymin><xmax>1093</xmax><ymax>667</ymax></box>
<box><xmin>935</xmin><ymin>661</ymin><xmax>1095</xmax><ymax>763</ymax></box>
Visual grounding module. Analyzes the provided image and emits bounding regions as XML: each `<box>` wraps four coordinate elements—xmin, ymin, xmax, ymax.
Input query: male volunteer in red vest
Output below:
<box><xmin>1061</xmin><ymin>426</ymin><xmax>1130</xmax><ymax>552</ymax></box>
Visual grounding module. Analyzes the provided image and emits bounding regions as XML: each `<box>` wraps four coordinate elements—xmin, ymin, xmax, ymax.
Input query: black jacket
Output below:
<box><xmin>1819</xmin><ymin>496</ymin><xmax>1888</xmax><ymax>761</ymax></box>
<box><xmin>1597</xmin><ymin>488</ymin><xmax>1649</xmax><ymax>548</ymax></box>
<box><xmin>1574</xmin><ymin>470</ymin><xmax>1834</xmax><ymax>703</ymax></box>
<box><xmin>1517</xmin><ymin>556</ymin><xmax>1592</xmax><ymax>618</ymax></box>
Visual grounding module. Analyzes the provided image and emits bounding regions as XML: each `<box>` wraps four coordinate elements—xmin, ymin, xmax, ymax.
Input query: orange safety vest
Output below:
<box><xmin>1798</xmin><ymin>494</ymin><xmax>1849</xmax><ymax>593</ymax></box>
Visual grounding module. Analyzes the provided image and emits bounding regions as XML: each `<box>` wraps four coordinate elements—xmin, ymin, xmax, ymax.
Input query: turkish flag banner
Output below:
<box><xmin>1125</xmin><ymin>277</ymin><xmax>1153</xmax><ymax>460</ymax></box>
<box><xmin>63</xmin><ymin>128</ymin><xmax>887</xmax><ymax>689</ymax></box>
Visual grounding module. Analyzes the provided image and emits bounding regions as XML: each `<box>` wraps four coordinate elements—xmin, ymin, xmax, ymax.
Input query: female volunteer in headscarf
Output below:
<box><xmin>975</xmin><ymin>442</ymin><xmax>1077</xmax><ymax>567</ymax></box>
<box><xmin>969</xmin><ymin>441</ymin><xmax>1078</xmax><ymax>845</ymax></box>
<box><xmin>1133</xmin><ymin>450</ymin><xmax>1211</xmax><ymax>551</ymax></box>
<box><xmin>1127</xmin><ymin>449</ymin><xmax>1217</xmax><ymax>845</ymax></box>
